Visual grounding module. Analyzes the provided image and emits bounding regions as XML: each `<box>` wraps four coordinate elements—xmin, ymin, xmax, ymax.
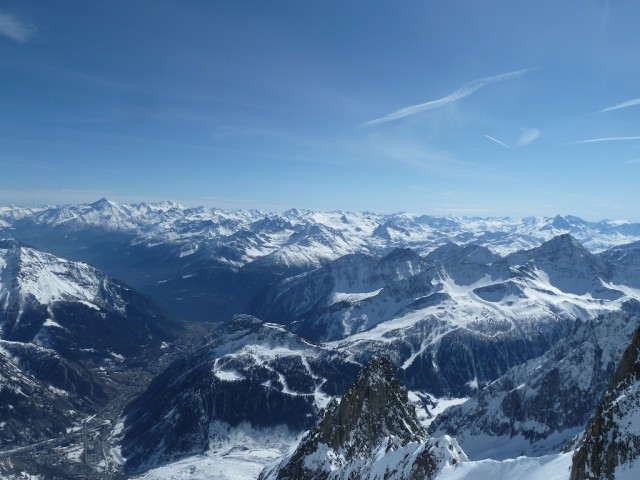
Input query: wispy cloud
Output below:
<box><xmin>600</xmin><ymin>98</ymin><xmax>640</xmax><ymax>113</ymax></box>
<box><xmin>624</xmin><ymin>159</ymin><xmax>640</xmax><ymax>164</ymax></box>
<box><xmin>571</xmin><ymin>136</ymin><xmax>640</xmax><ymax>144</ymax></box>
<box><xmin>359</xmin><ymin>68</ymin><xmax>533</xmax><ymax>128</ymax></box>
<box><xmin>0</xmin><ymin>12</ymin><xmax>35</xmax><ymax>43</ymax></box>
<box><xmin>516</xmin><ymin>128</ymin><xmax>541</xmax><ymax>146</ymax></box>
<box><xmin>484</xmin><ymin>134</ymin><xmax>511</xmax><ymax>149</ymax></box>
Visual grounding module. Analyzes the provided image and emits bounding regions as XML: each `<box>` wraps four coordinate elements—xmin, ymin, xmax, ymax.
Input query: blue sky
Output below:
<box><xmin>1</xmin><ymin>1</ymin><xmax>639</xmax><ymax>220</ymax></box>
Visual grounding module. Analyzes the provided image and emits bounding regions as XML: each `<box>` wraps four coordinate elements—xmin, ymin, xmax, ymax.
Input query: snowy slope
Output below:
<box><xmin>5</xmin><ymin>199</ymin><xmax>640</xmax><ymax>325</ymax></box>
<box><xmin>435</xmin><ymin>452</ymin><xmax>573</xmax><ymax>480</ymax></box>
<box><xmin>249</xmin><ymin>248</ymin><xmax>426</xmax><ymax>340</ymax></box>
<box><xmin>0</xmin><ymin>341</ymin><xmax>84</xmax><ymax>445</ymax></box>
<box><xmin>0</xmin><ymin>240</ymin><xmax>179</xmax><ymax>452</ymax></box>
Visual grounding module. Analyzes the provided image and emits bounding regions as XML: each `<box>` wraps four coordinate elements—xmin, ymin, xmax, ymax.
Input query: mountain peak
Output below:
<box><xmin>544</xmin><ymin>232</ymin><xmax>581</xmax><ymax>247</ymax></box>
<box><xmin>552</xmin><ymin>214</ymin><xmax>573</xmax><ymax>230</ymax></box>
<box><xmin>520</xmin><ymin>233</ymin><xmax>592</xmax><ymax>261</ymax></box>
<box><xmin>538</xmin><ymin>234</ymin><xmax>600</xmax><ymax>261</ymax></box>
<box><xmin>226</xmin><ymin>313</ymin><xmax>264</xmax><ymax>331</ymax></box>
<box><xmin>0</xmin><ymin>238</ymin><xmax>21</xmax><ymax>250</ymax></box>
<box><xmin>427</xmin><ymin>242</ymin><xmax>499</xmax><ymax>265</ymax></box>
<box><xmin>317</xmin><ymin>356</ymin><xmax>425</xmax><ymax>450</ymax></box>
<box><xmin>90</xmin><ymin>197</ymin><xmax>114</xmax><ymax>208</ymax></box>
<box><xmin>260</xmin><ymin>357</ymin><xmax>466</xmax><ymax>480</ymax></box>
<box><xmin>555</xmin><ymin>232</ymin><xmax>578</xmax><ymax>241</ymax></box>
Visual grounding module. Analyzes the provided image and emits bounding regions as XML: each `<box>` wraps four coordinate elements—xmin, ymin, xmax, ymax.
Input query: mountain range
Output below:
<box><xmin>3</xmin><ymin>199</ymin><xmax>640</xmax><ymax>323</ymax></box>
<box><xmin>2</xmin><ymin>199</ymin><xmax>640</xmax><ymax>479</ymax></box>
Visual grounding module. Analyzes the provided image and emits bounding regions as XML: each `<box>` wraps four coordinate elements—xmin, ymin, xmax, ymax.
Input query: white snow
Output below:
<box><xmin>5</xmin><ymin>200</ymin><xmax>640</xmax><ymax>273</ymax></box>
<box><xmin>328</xmin><ymin>288</ymin><xmax>383</xmax><ymax>305</ymax></box>
<box><xmin>64</xmin><ymin>444</ymin><xmax>84</xmax><ymax>463</ymax></box>
<box><xmin>131</xmin><ymin>451</ymin><xmax>278</xmax><ymax>480</ymax></box>
<box><xmin>16</xmin><ymin>249</ymin><xmax>99</xmax><ymax>305</ymax></box>
<box><xmin>214</xmin><ymin>369</ymin><xmax>244</xmax><ymax>382</ymax></box>
<box><xmin>42</xmin><ymin>318</ymin><xmax>64</xmax><ymax>329</ymax></box>
<box><xmin>426</xmin><ymin>397</ymin><xmax>469</xmax><ymax>427</ymax></box>
<box><xmin>435</xmin><ymin>452</ymin><xmax>573</xmax><ymax>480</ymax></box>
<box><xmin>615</xmin><ymin>461</ymin><xmax>640</xmax><ymax>480</ymax></box>
<box><xmin>134</xmin><ymin>422</ymin><xmax>298</xmax><ymax>480</ymax></box>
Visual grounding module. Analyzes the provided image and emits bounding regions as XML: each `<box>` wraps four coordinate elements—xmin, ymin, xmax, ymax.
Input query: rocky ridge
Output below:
<box><xmin>259</xmin><ymin>357</ymin><xmax>467</xmax><ymax>480</ymax></box>
<box><xmin>571</xmin><ymin>325</ymin><xmax>640</xmax><ymax>479</ymax></box>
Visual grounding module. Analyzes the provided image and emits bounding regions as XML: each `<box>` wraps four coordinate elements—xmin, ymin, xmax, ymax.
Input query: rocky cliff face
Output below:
<box><xmin>431</xmin><ymin>307</ymin><xmax>640</xmax><ymax>459</ymax></box>
<box><xmin>570</xmin><ymin>326</ymin><xmax>640</xmax><ymax>479</ymax></box>
<box><xmin>259</xmin><ymin>357</ymin><xmax>467</xmax><ymax>480</ymax></box>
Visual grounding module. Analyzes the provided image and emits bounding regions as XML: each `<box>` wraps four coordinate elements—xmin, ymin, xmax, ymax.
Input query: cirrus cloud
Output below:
<box><xmin>0</xmin><ymin>11</ymin><xmax>35</xmax><ymax>43</ymax></box>
<box><xmin>516</xmin><ymin>128</ymin><xmax>541</xmax><ymax>146</ymax></box>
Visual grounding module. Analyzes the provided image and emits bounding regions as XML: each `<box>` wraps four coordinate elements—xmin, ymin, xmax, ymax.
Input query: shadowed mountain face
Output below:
<box><xmin>0</xmin><ymin>341</ymin><xmax>107</xmax><ymax>446</ymax></box>
<box><xmin>259</xmin><ymin>357</ymin><xmax>467</xmax><ymax>480</ymax></box>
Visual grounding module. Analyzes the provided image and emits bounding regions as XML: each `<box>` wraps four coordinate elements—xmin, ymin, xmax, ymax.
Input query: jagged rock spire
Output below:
<box><xmin>260</xmin><ymin>357</ymin><xmax>466</xmax><ymax>480</ymax></box>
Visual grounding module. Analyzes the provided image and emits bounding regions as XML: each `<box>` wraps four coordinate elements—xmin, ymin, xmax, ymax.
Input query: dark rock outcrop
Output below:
<box><xmin>571</xmin><ymin>326</ymin><xmax>640</xmax><ymax>479</ymax></box>
<box><xmin>259</xmin><ymin>357</ymin><xmax>467</xmax><ymax>480</ymax></box>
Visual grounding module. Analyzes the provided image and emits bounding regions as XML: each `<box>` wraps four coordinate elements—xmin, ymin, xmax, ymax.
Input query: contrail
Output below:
<box><xmin>359</xmin><ymin>68</ymin><xmax>533</xmax><ymax>129</ymax></box>
<box><xmin>484</xmin><ymin>135</ymin><xmax>511</xmax><ymax>149</ymax></box>
<box><xmin>572</xmin><ymin>136</ymin><xmax>640</xmax><ymax>144</ymax></box>
<box><xmin>600</xmin><ymin>98</ymin><xmax>640</xmax><ymax>113</ymax></box>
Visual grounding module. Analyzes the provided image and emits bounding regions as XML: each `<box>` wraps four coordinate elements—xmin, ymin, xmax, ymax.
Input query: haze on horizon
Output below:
<box><xmin>1</xmin><ymin>1</ymin><xmax>639</xmax><ymax>221</ymax></box>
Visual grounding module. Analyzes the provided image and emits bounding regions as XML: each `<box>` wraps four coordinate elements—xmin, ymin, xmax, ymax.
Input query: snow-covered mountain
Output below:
<box><xmin>249</xmin><ymin>235</ymin><xmax>640</xmax><ymax>397</ymax></box>
<box><xmin>4</xmin><ymin>199</ymin><xmax>640</xmax><ymax>264</ymax></box>
<box><xmin>0</xmin><ymin>239</ymin><xmax>178</xmax><ymax>363</ymax></box>
<box><xmin>248</xmin><ymin>247</ymin><xmax>427</xmax><ymax>340</ymax></box>
<box><xmin>115</xmin><ymin>232</ymin><xmax>640</xmax><ymax>476</ymax></box>
<box><xmin>4</xmin><ymin>199</ymin><xmax>640</xmax><ymax>478</ymax></box>
<box><xmin>259</xmin><ymin>357</ymin><xmax>467</xmax><ymax>480</ymax></box>
<box><xmin>0</xmin><ymin>340</ymin><xmax>106</xmax><ymax>446</ymax></box>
